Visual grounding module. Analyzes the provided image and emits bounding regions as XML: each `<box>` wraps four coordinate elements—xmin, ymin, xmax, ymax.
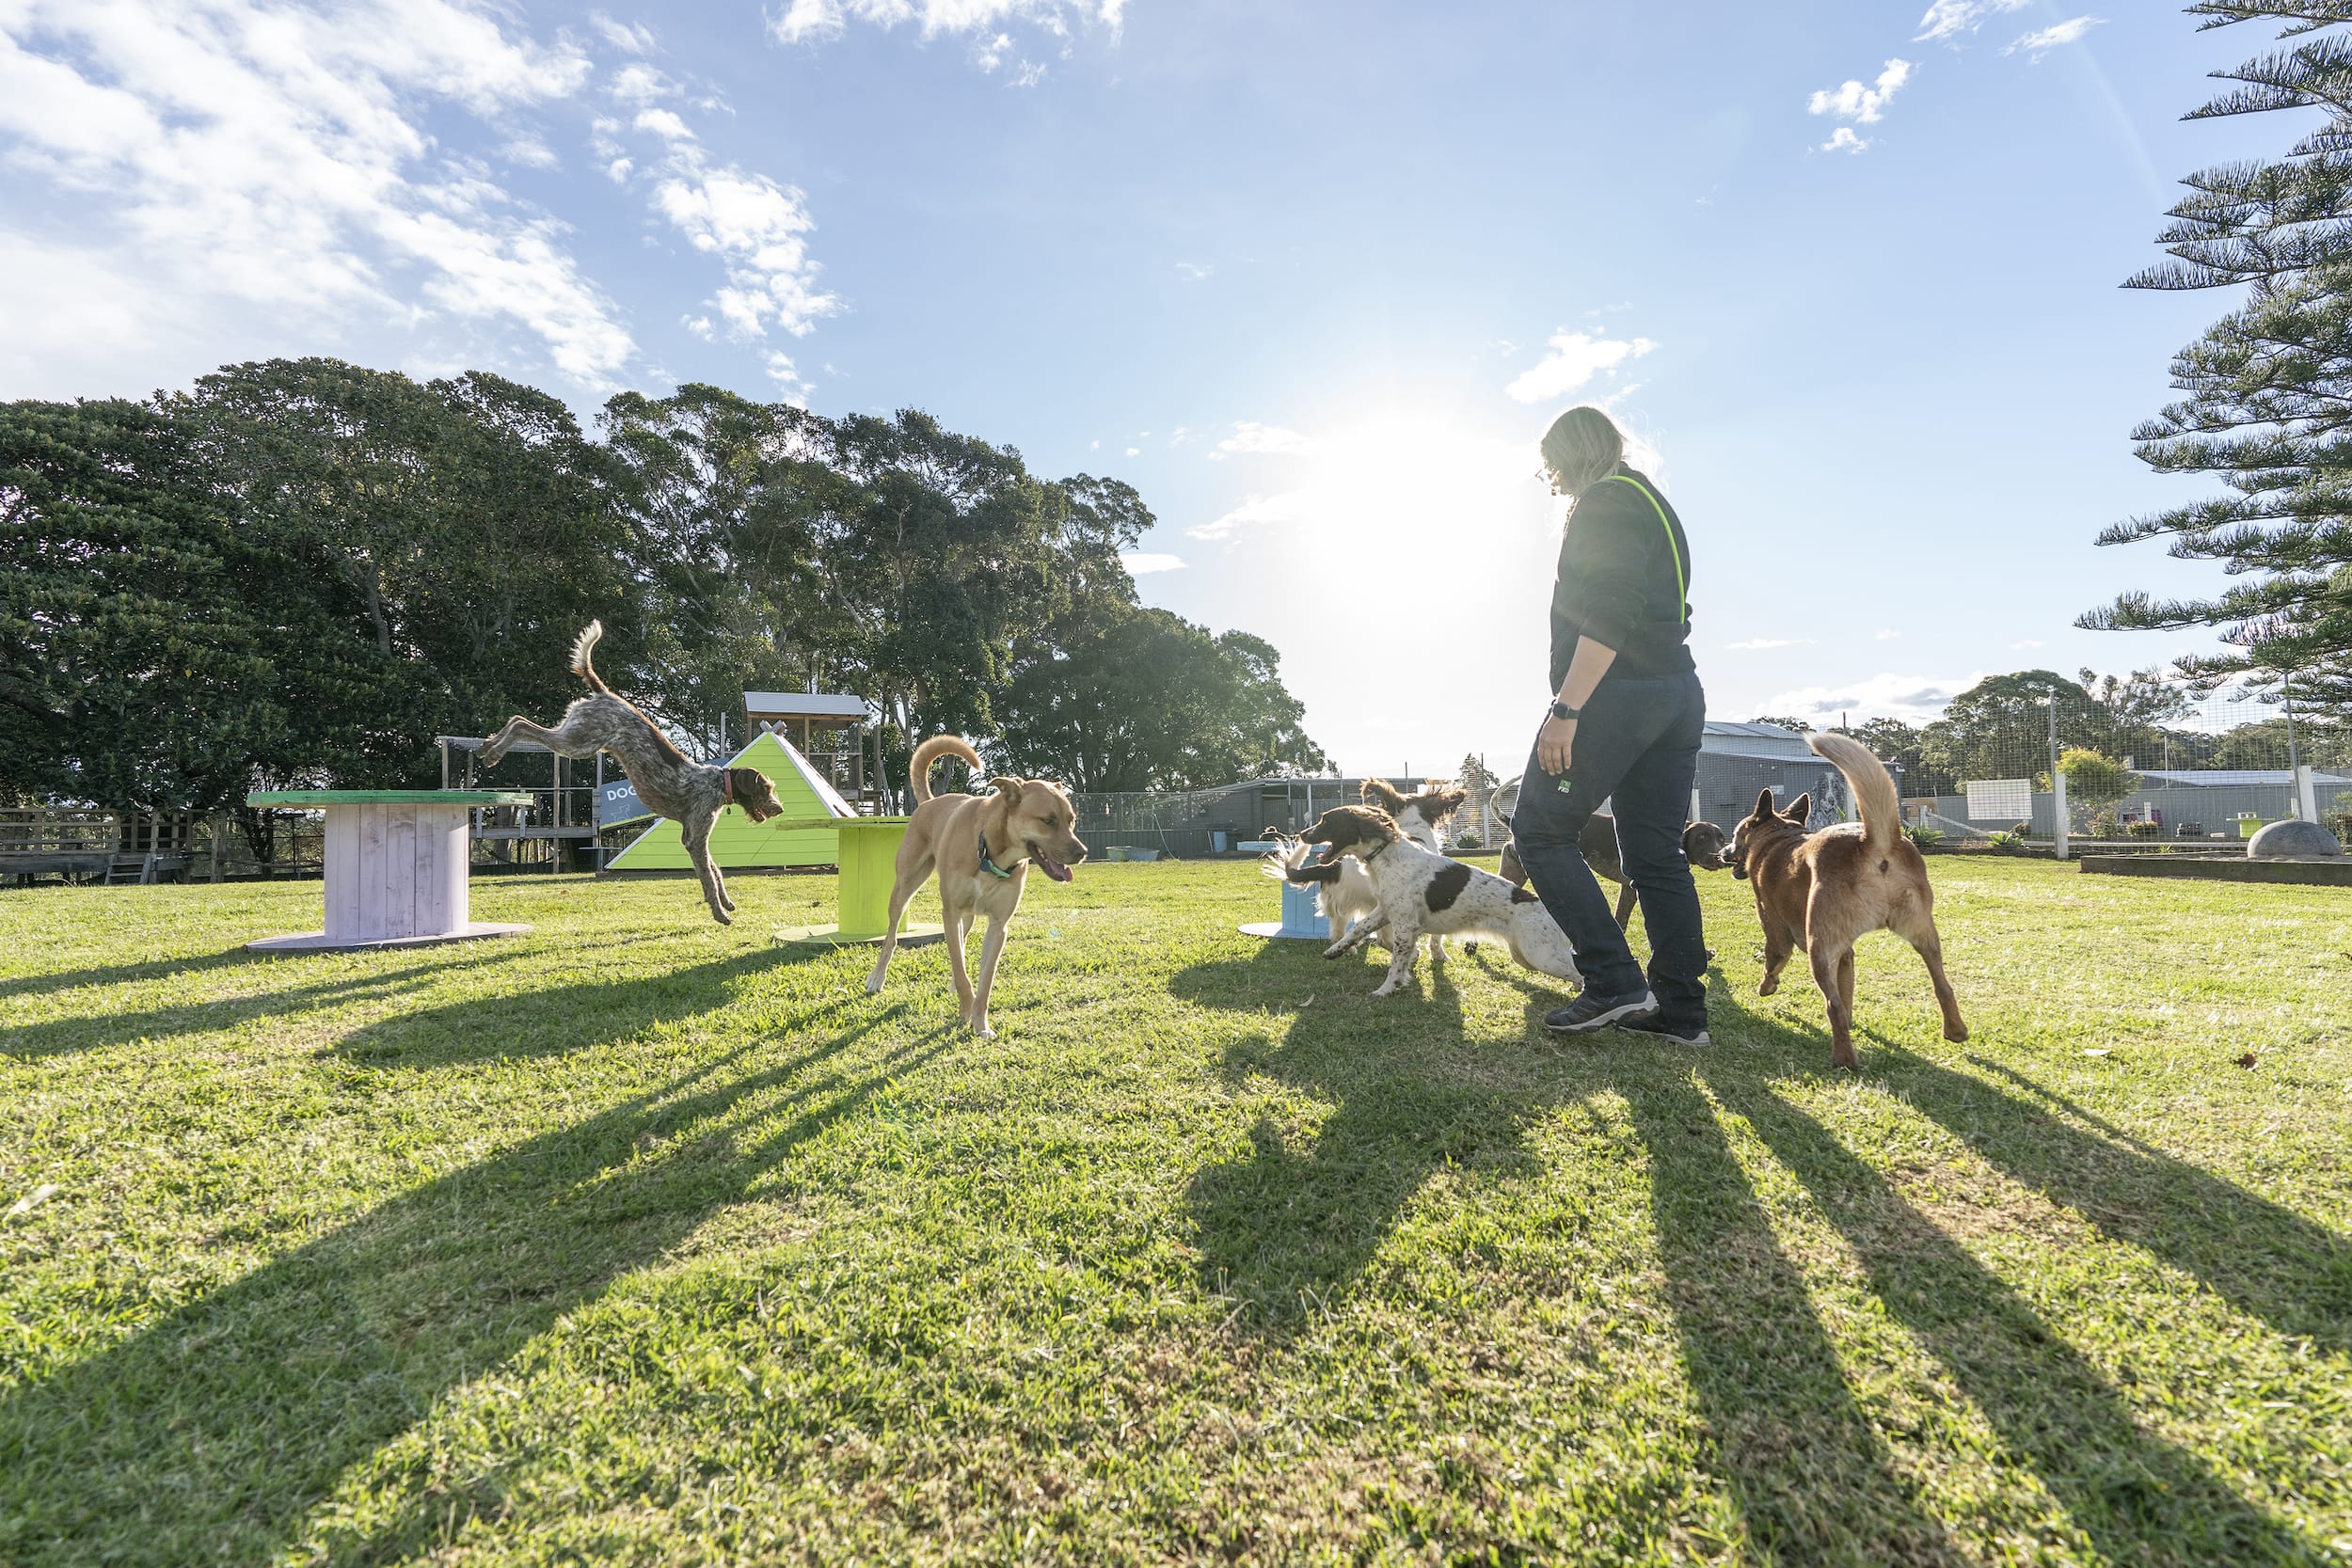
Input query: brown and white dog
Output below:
<box><xmin>1498</xmin><ymin>815</ymin><xmax>1733</xmax><ymax>928</ymax></box>
<box><xmin>480</xmin><ymin>622</ymin><xmax>784</xmax><ymax>925</ymax></box>
<box><xmin>865</xmin><ymin>736</ymin><xmax>1088</xmax><ymax>1038</ymax></box>
<box><xmin>1729</xmin><ymin>732</ymin><xmax>1966</xmax><ymax>1070</ymax></box>
<box><xmin>1282</xmin><ymin>805</ymin><xmax>1580</xmax><ymax>998</ymax></box>
<box><xmin>1316</xmin><ymin>779</ymin><xmax>1467</xmax><ymax>961</ymax></box>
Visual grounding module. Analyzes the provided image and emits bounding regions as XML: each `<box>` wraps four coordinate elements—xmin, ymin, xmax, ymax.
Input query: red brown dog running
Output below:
<box><xmin>1729</xmin><ymin>732</ymin><xmax>1967</xmax><ymax>1070</ymax></box>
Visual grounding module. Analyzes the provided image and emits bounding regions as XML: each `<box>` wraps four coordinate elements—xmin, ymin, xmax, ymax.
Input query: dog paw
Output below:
<box><xmin>972</xmin><ymin>1022</ymin><xmax>996</xmax><ymax>1039</ymax></box>
<box><xmin>864</xmin><ymin>974</ymin><xmax>885</xmax><ymax>995</ymax></box>
<box><xmin>710</xmin><ymin>910</ymin><xmax>734</xmax><ymax>927</ymax></box>
<box><xmin>1757</xmin><ymin>979</ymin><xmax>1778</xmax><ymax>997</ymax></box>
<box><xmin>1945</xmin><ymin>1022</ymin><xmax>1969</xmax><ymax>1042</ymax></box>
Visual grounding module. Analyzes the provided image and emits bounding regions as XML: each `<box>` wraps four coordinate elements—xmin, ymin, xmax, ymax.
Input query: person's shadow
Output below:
<box><xmin>1171</xmin><ymin>940</ymin><xmax>2337</xmax><ymax>1565</ymax></box>
<box><xmin>0</xmin><ymin>946</ymin><xmax>952</xmax><ymax>1566</ymax></box>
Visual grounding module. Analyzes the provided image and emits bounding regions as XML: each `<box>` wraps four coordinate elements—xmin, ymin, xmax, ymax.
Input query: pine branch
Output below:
<box><xmin>2188</xmin><ymin>1</ymin><xmax>2352</xmax><ymax>38</ymax></box>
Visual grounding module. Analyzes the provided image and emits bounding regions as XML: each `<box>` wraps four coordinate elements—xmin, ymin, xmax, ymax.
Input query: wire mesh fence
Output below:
<box><xmin>1859</xmin><ymin>685</ymin><xmax>2350</xmax><ymax>852</ymax></box>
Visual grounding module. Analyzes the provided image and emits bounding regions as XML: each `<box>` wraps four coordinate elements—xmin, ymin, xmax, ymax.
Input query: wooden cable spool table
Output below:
<box><xmin>769</xmin><ymin>815</ymin><xmax>946</xmax><ymax>947</ymax></box>
<box><xmin>243</xmin><ymin>790</ymin><xmax>536</xmax><ymax>952</ymax></box>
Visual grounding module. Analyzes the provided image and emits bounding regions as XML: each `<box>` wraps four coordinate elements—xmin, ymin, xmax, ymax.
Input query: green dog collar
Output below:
<box><xmin>978</xmin><ymin>843</ymin><xmax>1016</xmax><ymax>879</ymax></box>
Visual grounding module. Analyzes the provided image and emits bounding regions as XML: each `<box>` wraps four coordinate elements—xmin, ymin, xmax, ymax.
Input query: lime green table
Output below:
<box><xmin>244</xmin><ymin>789</ymin><xmax>536</xmax><ymax>951</ymax></box>
<box><xmin>770</xmin><ymin>816</ymin><xmax>946</xmax><ymax>947</ymax></box>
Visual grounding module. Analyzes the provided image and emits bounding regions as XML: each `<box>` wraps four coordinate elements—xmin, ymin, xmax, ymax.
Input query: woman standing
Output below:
<box><xmin>1510</xmin><ymin>405</ymin><xmax>1711</xmax><ymax>1046</ymax></box>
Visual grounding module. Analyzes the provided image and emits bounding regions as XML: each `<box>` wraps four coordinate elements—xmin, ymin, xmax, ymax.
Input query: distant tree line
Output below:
<box><xmin>0</xmin><ymin>358</ymin><xmax>1327</xmax><ymax>824</ymax></box>
<box><xmin>1754</xmin><ymin>666</ymin><xmax>2337</xmax><ymax>798</ymax></box>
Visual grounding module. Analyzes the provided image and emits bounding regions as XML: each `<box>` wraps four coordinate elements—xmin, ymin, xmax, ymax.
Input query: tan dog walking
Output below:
<box><xmin>1730</xmin><ymin>732</ymin><xmax>1966</xmax><ymax>1070</ymax></box>
<box><xmin>865</xmin><ymin>736</ymin><xmax>1089</xmax><ymax>1037</ymax></box>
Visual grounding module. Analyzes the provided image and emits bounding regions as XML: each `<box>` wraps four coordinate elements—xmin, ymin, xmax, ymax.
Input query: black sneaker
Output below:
<box><xmin>1544</xmin><ymin>990</ymin><xmax>1657</xmax><ymax>1035</ymax></box>
<box><xmin>1619</xmin><ymin>1010</ymin><xmax>1712</xmax><ymax>1048</ymax></box>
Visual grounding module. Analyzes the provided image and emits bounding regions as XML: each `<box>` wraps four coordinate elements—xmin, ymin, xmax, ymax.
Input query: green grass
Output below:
<box><xmin>1</xmin><ymin>858</ymin><xmax>2346</xmax><ymax>1565</ymax></box>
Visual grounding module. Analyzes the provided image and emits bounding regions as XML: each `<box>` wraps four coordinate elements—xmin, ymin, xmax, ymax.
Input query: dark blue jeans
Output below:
<box><xmin>1512</xmin><ymin>672</ymin><xmax>1709</xmax><ymax>1026</ymax></box>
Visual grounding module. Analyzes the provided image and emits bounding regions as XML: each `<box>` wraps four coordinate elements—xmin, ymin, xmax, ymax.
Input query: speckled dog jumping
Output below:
<box><xmin>480</xmin><ymin>621</ymin><xmax>784</xmax><ymax>926</ymax></box>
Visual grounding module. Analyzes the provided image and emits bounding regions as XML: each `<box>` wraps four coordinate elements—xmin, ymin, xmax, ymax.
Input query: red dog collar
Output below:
<box><xmin>723</xmin><ymin>770</ymin><xmax>734</xmax><ymax>804</ymax></box>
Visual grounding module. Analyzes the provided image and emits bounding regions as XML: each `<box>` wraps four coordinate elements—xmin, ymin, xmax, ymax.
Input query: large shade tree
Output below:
<box><xmin>2080</xmin><ymin>0</ymin><xmax>2352</xmax><ymax>709</ymax></box>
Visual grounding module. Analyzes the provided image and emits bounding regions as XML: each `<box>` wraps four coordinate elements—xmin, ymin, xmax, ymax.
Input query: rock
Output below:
<box><xmin>2247</xmin><ymin>819</ymin><xmax>2344</xmax><ymax>860</ymax></box>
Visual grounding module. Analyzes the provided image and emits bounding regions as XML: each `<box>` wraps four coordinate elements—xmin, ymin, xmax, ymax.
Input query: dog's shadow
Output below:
<box><xmin>1168</xmin><ymin>942</ymin><xmax>2333</xmax><ymax>1565</ymax></box>
<box><xmin>0</xmin><ymin>954</ymin><xmax>956</xmax><ymax>1563</ymax></box>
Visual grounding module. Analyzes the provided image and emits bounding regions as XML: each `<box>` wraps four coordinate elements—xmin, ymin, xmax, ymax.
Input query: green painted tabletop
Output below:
<box><xmin>763</xmin><ymin>815</ymin><xmax>911</xmax><ymax>832</ymax></box>
<box><xmin>246</xmin><ymin>790</ymin><xmax>538</xmax><ymax>806</ymax></box>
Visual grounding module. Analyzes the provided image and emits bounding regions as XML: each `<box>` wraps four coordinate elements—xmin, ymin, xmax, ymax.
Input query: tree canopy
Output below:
<box><xmin>0</xmin><ymin>357</ymin><xmax>1324</xmax><ymax>816</ymax></box>
<box><xmin>2080</xmin><ymin>1</ymin><xmax>2352</xmax><ymax>707</ymax></box>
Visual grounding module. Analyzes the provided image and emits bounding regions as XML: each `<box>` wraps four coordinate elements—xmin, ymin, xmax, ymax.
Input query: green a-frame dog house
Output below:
<box><xmin>603</xmin><ymin>730</ymin><xmax>852</xmax><ymax>872</ymax></box>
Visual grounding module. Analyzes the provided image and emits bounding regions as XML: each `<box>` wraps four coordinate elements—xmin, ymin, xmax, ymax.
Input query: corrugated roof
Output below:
<box><xmin>743</xmin><ymin>691</ymin><xmax>867</xmax><ymax>720</ymax></box>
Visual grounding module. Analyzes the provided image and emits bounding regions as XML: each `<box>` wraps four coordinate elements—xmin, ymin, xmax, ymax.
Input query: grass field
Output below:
<box><xmin>2</xmin><ymin>856</ymin><xmax>2347</xmax><ymax>1565</ymax></box>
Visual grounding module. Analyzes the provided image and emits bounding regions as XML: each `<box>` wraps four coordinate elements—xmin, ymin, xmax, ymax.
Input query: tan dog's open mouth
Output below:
<box><xmin>1032</xmin><ymin>846</ymin><xmax>1074</xmax><ymax>882</ymax></box>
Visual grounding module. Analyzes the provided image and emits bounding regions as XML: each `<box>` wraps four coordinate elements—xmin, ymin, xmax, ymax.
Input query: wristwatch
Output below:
<box><xmin>1549</xmin><ymin>700</ymin><xmax>1581</xmax><ymax>722</ymax></box>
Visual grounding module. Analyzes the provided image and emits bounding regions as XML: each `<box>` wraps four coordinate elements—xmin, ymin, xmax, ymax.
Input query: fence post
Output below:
<box><xmin>2296</xmin><ymin>763</ymin><xmax>2318</xmax><ymax>824</ymax></box>
<box><xmin>2049</xmin><ymin>700</ymin><xmax>2069</xmax><ymax>860</ymax></box>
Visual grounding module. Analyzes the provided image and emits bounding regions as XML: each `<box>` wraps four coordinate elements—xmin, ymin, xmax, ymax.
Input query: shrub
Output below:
<box><xmin>2125</xmin><ymin>818</ymin><xmax>2161</xmax><ymax>838</ymax></box>
<box><xmin>1987</xmin><ymin>830</ymin><xmax>2025</xmax><ymax>849</ymax></box>
<box><xmin>1905</xmin><ymin>823</ymin><xmax>1947</xmax><ymax>850</ymax></box>
<box><xmin>2087</xmin><ymin>807</ymin><xmax>2122</xmax><ymax>838</ymax></box>
<box><xmin>1453</xmin><ymin>831</ymin><xmax>1482</xmax><ymax>850</ymax></box>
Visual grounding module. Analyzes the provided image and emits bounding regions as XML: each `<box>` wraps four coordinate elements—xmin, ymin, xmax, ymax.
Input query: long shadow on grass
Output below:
<box><xmin>1173</xmin><ymin>946</ymin><xmax>1965</xmax><ymax>1562</ymax></box>
<box><xmin>1879</xmin><ymin>1041</ymin><xmax>2352</xmax><ymax>1357</ymax></box>
<box><xmin>0</xmin><ymin>978</ymin><xmax>949</xmax><ymax>1567</ymax></box>
<box><xmin>3</xmin><ymin>950</ymin><xmax>527</xmax><ymax>1059</ymax></box>
<box><xmin>0</xmin><ymin>945</ymin><xmax>267</xmax><ymax>1003</ymax></box>
<box><xmin>1702</xmin><ymin>1031</ymin><xmax>2328</xmax><ymax>1566</ymax></box>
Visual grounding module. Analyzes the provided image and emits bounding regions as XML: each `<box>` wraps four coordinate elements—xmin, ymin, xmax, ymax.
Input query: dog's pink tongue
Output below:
<box><xmin>1039</xmin><ymin>853</ymin><xmax>1073</xmax><ymax>882</ymax></box>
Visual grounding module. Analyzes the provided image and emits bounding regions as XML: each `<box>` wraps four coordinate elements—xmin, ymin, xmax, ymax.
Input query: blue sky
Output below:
<box><xmin>0</xmin><ymin>1</ymin><xmax>2291</xmax><ymax>777</ymax></box>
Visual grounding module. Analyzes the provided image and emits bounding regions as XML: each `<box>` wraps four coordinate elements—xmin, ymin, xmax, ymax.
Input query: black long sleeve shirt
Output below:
<box><xmin>1547</xmin><ymin>464</ymin><xmax>1696</xmax><ymax>690</ymax></box>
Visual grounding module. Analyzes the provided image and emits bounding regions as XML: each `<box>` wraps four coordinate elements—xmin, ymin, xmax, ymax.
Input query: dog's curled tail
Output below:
<box><xmin>569</xmin><ymin>620</ymin><xmax>612</xmax><ymax>694</ymax></box>
<box><xmin>1808</xmin><ymin>732</ymin><xmax>1900</xmax><ymax>849</ymax></box>
<box><xmin>909</xmin><ymin>735</ymin><xmax>983</xmax><ymax>804</ymax></box>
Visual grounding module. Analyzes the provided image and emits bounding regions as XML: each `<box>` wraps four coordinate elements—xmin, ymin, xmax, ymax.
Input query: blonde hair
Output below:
<box><xmin>1539</xmin><ymin>405</ymin><xmax>1625</xmax><ymax>501</ymax></box>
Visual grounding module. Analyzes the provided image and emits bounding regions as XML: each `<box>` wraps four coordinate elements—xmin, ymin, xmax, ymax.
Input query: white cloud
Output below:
<box><xmin>764</xmin><ymin>350</ymin><xmax>808</xmax><ymax>402</ymax></box>
<box><xmin>1760</xmin><ymin>672</ymin><xmax>1987</xmax><ymax>725</ymax></box>
<box><xmin>0</xmin><ymin>0</ymin><xmax>637</xmax><ymax>388</ymax></box>
<box><xmin>647</xmin><ymin>144</ymin><xmax>838</xmax><ymax>341</ymax></box>
<box><xmin>2010</xmin><ymin>639</ymin><xmax>2044</xmax><ymax>650</ymax></box>
<box><xmin>633</xmin><ymin>107</ymin><xmax>695</xmax><ymax>141</ymax></box>
<box><xmin>1821</xmin><ymin>127</ymin><xmax>1869</xmax><ymax>155</ymax></box>
<box><xmin>1213</xmin><ymin>420</ymin><xmax>1311</xmax><ymax>458</ymax></box>
<box><xmin>1503</xmin><ymin>329</ymin><xmax>1657</xmax><ymax>404</ymax></box>
<box><xmin>501</xmin><ymin>137</ymin><xmax>560</xmax><ymax>168</ymax></box>
<box><xmin>1124</xmin><ymin>445</ymin><xmax>1141</xmax><ymax>456</ymax></box>
<box><xmin>605</xmin><ymin>157</ymin><xmax>635</xmax><ymax>182</ymax></box>
<box><xmin>1915</xmin><ymin>0</ymin><xmax>2028</xmax><ymax>43</ymax></box>
<box><xmin>608</xmin><ymin>62</ymin><xmax>677</xmax><ymax>105</ymax></box>
<box><xmin>1726</xmin><ymin>638</ymin><xmax>1819</xmax><ymax>651</ymax></box>
<box><xmin>2005</xmin><ymin>17</ymin><xmax>2103</xmax><ymax>60</ymax></box>
<box><xmin>1875</xmin><ymin>628</ymin><xmax>1901</xmax><ymax>641</ymax></box>
<box><xmin>682</xmin><ymin>313</ymin><xmax>714</xmax><ymax>339</ymax></box>
<box><xmin>1175</xmin><ymin>260</ymin><xmax>1213</xmax><ymax>281</ymax></box>
<box><xmin>1187</xmin><ymin>491</ymin><xmax>1305</xmax><ymax>540</ymax></box>
<box><xmin>593</xmin><ymin>14</ymin><xmax>657</xmax><ymax>54</ymax></box>
<box><xmin>771</xmin><ymin>0</ymin><xmax>1123</xmax><ymax>46</ymax></box>
<box><xmin>1120</xmin><ymin>551</ymin><xmax>1186</xmax><ymax>575</ymax></box>
<box><xmin>1808</xmin><ymin>58</ymin><xmax>1912</xmax><ymax>126</ymax></box>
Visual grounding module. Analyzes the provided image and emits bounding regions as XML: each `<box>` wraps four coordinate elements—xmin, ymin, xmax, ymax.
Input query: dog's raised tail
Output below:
<box><xmin>569</xmin><ymin>620</ymin><xmax>612</xmax><ymax>694</ymax></box>
<box><xmin>1808</xmin><ymin>732</ymin><xmax>1900</xmax><ymax>848</ymax></box>
<box><xmin>910</xmin><ymin>735</ymin><xmax>983</xmax><ymax>804</ymax></box>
